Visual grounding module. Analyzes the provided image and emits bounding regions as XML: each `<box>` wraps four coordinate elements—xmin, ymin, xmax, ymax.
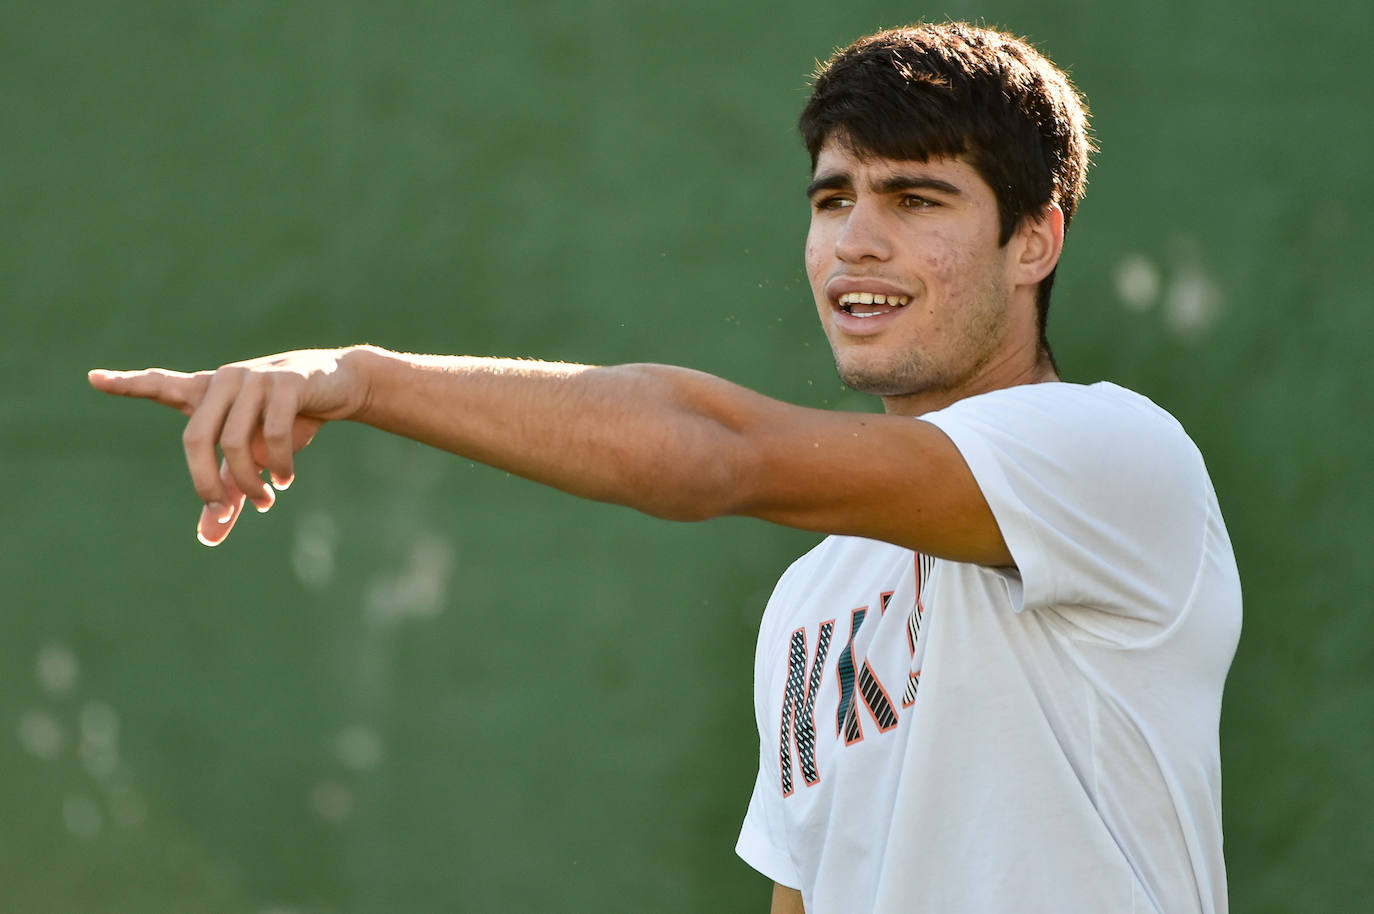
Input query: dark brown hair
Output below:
<box><xmin>800</xmin><ymin>23</ymin><xmax>1093</xmax><ymax>356</ymax></box>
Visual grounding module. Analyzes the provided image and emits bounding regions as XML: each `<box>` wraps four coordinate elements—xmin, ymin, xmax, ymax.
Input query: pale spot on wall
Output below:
<box><xmin>365</xmin><ymin>533</ymin><xmax>453</xmax><ymax>623</ymax></box>
<box><xmin>36</xmin><ymin>642</ymin><xmax>79</xmax><ymax>695</ymax></box>
<box><xmin>1111</xmin><ymin>238</ymin><xmax>1225</xmax><ymax>340</ymax></box>
<box><xmin>1114</xmin><ymin>253</ymin><xmax>1161</xmax><ymax>311</ymax></box>
<box><xmin>310</xmin><ymin>780</ymin><xmax>354</xmax><ymax>824</ymax></box>
<box><xmin>292</xmin><ymin>512</ymin><xmax>339</xmax><ymax>590</ymax></box>
<box><xmin>1164</xmin><ymin>264</ymin><xmax>1224</xmax><ymax>339</ymax></box>
<box><xmin>334</xmin><ymin>725</ymin><xmax>384</xmax><ymax>771</ymax></box>
<box><xmin>18</xmin><ymin>709</ymin><xmax>66</xmax><ymax>760</ymax></box>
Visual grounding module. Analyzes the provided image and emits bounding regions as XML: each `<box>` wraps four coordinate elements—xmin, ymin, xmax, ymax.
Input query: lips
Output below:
<box><xmin>827</xmin><ymin>275</ymin><xmax>913</xmax><ymax>303</ymax></box>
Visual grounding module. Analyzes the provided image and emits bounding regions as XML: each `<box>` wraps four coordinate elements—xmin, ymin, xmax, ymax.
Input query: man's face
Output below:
<box><xmin>805</xmin><ymin>139</ymin><xmax>1035</xmax><ymax>414</ymax></box>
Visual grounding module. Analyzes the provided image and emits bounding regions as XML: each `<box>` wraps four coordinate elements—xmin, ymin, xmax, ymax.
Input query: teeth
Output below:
<box><xmin>838</xmin><ymin>292</ymin><xmax>910</xmax><ymax>308</ymax></box>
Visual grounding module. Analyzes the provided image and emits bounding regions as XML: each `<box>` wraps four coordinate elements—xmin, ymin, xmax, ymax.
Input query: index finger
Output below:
<box><xmin>88</xmin><ymin>368</ymin><xmax>211</xmax><ymax>417</ymax></box>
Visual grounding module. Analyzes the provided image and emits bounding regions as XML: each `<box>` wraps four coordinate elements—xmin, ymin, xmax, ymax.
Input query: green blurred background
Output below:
<box><xmin>3</xmin><ymin>1</ymin><xmax>1370</xmax><ymax>911</ymax></box>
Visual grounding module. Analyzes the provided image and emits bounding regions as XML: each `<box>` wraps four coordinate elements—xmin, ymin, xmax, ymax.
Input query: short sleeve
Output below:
<box><xmin>736</xmin><ymin>766</ymin><xmax>801</xmax><ymax>887</ymax></box>
<box><xmin>921</xmin><ymin>383</ymin><xmax>1211</xmax><ymax>642</ymax></box>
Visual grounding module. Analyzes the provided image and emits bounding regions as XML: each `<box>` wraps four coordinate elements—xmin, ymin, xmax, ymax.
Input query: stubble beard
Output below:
<box><xmin>833</xmin><ymin>348</ymin><xmax>933</xmax><ymax>399</ymax></box>
<box><xmin>831</xmin><ymin>278</ymin><xmax>1012</xmax><ymax>404</ymax></box>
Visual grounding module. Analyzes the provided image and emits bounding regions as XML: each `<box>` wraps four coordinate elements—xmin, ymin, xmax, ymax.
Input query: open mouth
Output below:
<box><xmin>838</xmin><ymin>291</ymin><xmax>910</xmax><ymax>318</ymax></box>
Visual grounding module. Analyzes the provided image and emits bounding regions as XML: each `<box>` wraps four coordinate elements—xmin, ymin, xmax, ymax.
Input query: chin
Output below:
<box><xmin>834</xmin><ymin>357</ymin><xmax>929</xmax><ymax>398</ymax></box>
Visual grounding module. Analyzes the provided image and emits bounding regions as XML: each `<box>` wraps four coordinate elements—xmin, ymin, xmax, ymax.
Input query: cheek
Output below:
<box><xmin>918</xmin><ymin>230</ymin><xmax>977</xmax><ymax>280</ymax></box>
<box><xmin>805</xmin><ymin>247</ymin><xmax>833</xmax><ymax>316</ymax></box>
<box><xmin>804</xmin><ymin>230</ymin><xmax>825</xmax><ymax>283</ymax></box>
<box><xmin>922</xmin><ymin>237</ymin><xmax>999</xmax><ymax>300</ymax></box>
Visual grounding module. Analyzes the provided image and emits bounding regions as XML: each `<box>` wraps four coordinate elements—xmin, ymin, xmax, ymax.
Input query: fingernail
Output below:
<box><xmin>271</xmin><ymin>475</ymin><xmax>293</xmax><ymax>492</ymax></box>
<box><xmin>196</xmin><ymin>527</ymin><xmax>221</xmax><ymax>547</ymax></box>
<box><xmin>208</xmin><ymin>502</ymin><xmax>232</xmax><ymax>523</ymax></box>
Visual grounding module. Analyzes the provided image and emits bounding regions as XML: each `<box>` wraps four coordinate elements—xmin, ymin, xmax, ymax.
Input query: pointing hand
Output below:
<box><xmin>88</xmin><ymin>348</ymin><xmax>368</xmax><ymax>545</ymax></box>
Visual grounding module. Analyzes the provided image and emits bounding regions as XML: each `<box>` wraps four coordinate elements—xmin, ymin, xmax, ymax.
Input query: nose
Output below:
<box><xmin>833</xmin><ymin>200</ymin><xmax>893</xmax><ymax>264</ymax></box>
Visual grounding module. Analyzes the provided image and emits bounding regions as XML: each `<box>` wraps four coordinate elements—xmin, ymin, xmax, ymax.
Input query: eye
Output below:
<box><xmin>812</xmin><ymin>195</ymin><xmax>854</xmax><ymax>212</ymax></box>
<box><xmin>900</xmin><ymin>195</ymin><xmax>938</xmax><ymax>210</ymax></box>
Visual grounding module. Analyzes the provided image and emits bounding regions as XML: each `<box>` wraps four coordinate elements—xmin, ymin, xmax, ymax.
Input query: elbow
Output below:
<box><xmin>594</xmin><ymin>363</ymin><xmax>762</xmax><ymax>524</ymax></box>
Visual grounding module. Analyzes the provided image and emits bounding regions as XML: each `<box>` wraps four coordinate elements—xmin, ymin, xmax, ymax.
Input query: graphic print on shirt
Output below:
<box><xmin>902</xmin><ymin>552</ymin><xmax>936</xmax><ymax>707</ymax></box>
<box><xmin>777</xmin><ymin>553</ymin><xmax>935</xmax><ymax>795</ymax></box>
<box><xmin>836</xmin><ymin>594</ymin><xmax>899</xmax><ymax>745</ymax></box>
<box><xmin>778</xmin><ymin>619</ymin><xmax>834</xmax><ymax>797</ymax></box>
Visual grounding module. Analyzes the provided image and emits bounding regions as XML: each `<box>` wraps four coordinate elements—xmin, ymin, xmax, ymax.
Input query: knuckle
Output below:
<box><xmin>220</xmin><ymin>429</ymin><xmax>249</xmax><ymax>451</ymax></box>
<box><xmin>193</xmin><ymin>480</ymin><xmax>221</xmax><ymax>502</ymax></box>
<box><xmin>211</xmin><ymin>366</ymin><xmax>248</xmax><ymax>393</ymax></box>
<box><xmin>266</xmin><ymin>376</ymin><xmax>300</xmax><ymax>407</ymax></box>
<box><xmin>261</xmin><ymin>409</ymin><xmax>290</xmax><ymax>436</ymax></box>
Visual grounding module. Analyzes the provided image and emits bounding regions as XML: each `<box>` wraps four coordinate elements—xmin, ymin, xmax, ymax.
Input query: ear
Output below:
<box><xmin>1008</xmin><ymin>203</ymin><xmax>1065</xmax><ymax>287</ymax></box>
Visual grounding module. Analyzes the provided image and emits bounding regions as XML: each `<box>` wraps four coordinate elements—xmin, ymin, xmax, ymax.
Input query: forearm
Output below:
<box><xmin>346</xmin><ymin>346</ymin><xmax>753</xmax><ymax>521</ymax></box>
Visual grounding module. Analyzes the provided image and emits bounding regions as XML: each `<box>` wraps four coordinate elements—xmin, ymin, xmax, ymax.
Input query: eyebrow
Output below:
<box><xmin>805</xmin><ymin>171</ymin><xmax>964</xmax><ymax>199</ymax></box>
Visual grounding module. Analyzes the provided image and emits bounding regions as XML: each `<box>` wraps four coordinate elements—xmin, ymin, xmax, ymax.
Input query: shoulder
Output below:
<box><xmin>923</xmin><ymin>381</ymin><xmax>1206</xmax><ymax>484</ymax></box>
<box><xmin>929</xmin><ymin>380</ymin><xmax>1189</xmax><ymax>436</ymax></box>
<box><xmin>922</xmin><ymin>381</ymin><xmax>1223</xmax><ymax>622</ymax></box>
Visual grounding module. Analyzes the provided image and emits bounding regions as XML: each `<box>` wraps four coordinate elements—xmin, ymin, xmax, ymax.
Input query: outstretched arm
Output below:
<box><xmin>89</xmin><ymin>345</ymin><xmax>1009</xmax><ymax>564</ymax></box>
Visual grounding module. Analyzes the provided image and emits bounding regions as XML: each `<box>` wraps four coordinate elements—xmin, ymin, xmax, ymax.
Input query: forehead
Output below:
<box><xmin>811</xmin><ymin>138</ymin><xmax>993</xmax><ymax>198</ymax></box>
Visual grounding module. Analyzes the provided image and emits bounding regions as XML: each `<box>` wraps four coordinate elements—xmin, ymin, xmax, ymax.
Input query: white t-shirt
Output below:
<box><xmin>736</xmin><ymin>381</ymin><xmax>1241</xmax><ymax>914</ymax></box>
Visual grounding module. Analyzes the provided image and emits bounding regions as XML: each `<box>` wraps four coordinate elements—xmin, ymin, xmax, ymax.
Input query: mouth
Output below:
<box><xmin>837</xmin><ymin>291</ymin><xmax>911</xmax><ymax>319</ymax></box>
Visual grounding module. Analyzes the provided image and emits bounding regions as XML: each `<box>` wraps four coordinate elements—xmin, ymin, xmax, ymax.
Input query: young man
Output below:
<box><xmin>90</xmin><ymin>22</ymin><xmax>1240</xmax><ymax>914</ymax></box>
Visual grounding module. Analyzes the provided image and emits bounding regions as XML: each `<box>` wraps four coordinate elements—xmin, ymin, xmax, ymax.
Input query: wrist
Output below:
<box><xmin>338</xmin><ymin>344</ymin><xmax>391</xmax><ymax>424</ymax></box>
